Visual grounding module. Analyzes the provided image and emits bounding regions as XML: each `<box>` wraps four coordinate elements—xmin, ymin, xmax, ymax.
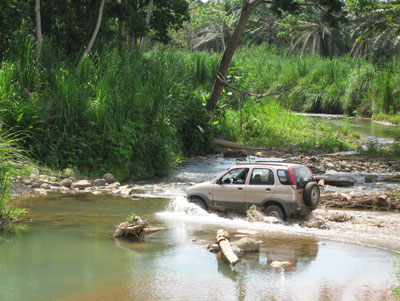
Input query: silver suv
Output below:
<box><xmin>186</xmin><ymin>161</ymin><xmax>320</xmax><ymax>220</ymax></box>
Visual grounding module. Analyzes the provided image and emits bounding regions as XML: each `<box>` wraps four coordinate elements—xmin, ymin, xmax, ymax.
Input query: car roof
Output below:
<box><xmin>234</xmin><ymin>161</ymin><xmax>305</xmax><ymax>168</ymax></box>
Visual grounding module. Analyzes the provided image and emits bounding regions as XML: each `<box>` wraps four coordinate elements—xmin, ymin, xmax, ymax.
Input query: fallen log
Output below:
<box><xmin>214</xmin><ymin>138</ymin><xmax>246</xmax><ymax>150</ymax></box>
<box><xmin>216</xmin><ymin>229</ymin><xmax>240</xmax><ymax>266</ymax></box>
<box><xmin>113</xmin><ymin>216</ymin><xmax>148</xmax><ymax>240</ymax></box>
<box><xmin>316</xmin><ymin>177</ymin><xmax>355</xmax><ymax>187</ymax></box>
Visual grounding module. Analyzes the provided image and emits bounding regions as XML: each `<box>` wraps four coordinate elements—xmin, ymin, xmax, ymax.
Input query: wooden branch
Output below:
<box><xmin>216</xmin><ymin>229</ymin><xmax>240</xmax><ymax>265</ymax></box>
<box><xmin>35</xmin><ymin>0</ymin><xmax>42</xmax><ymax>65</ymax></box>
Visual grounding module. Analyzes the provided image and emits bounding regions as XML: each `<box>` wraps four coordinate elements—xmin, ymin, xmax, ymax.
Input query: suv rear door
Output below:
<box><xmin>244</xmin><ymin>168</ymin><xmax>276</xmax><ymax>207</ymax></box>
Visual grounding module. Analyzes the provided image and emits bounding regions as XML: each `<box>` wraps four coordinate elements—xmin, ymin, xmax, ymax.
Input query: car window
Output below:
<box><xmin>249</xmin><ymin>168</ymin><xmax>274</xmax><ymax>185</ymax></box>
<box><xmin>277</xmin><ymin>170</ymin><xmax>290</xmax><ymax>185</ymax></box>
<box><xmin>220</xmin><ymin>168</ymin><xmax>249</xmax><ymax>185</ymax></box>
<box><xmin>292</xmin><ymin>166</ymin><xmax>314</xmax><ymax>188</ymax></box>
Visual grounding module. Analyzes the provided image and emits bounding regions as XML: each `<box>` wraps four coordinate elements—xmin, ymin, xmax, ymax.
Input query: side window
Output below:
<box><xmin>277</xmin><ymin>170</ymin><xmax>290</xmax><ymax>185</ymax></box>
<box><xmin>249</xmin><ymin>169</ymin><xmax>274</xmax><ymax>185</ymax></box>
<box><xmin>220</xmin><ymin>168</ymin><xmax>249</xmax><ymax>185</ymax></box>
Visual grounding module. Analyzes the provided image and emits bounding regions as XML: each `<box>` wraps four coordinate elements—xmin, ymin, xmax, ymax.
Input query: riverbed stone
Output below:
<box><xmin>71</xmin><ymin>179</ymin><xmax>92</xmax><ymax>189</ymax></box>
<box><xmin>22</xmin><ymin>178</ymin><xmax>32</xmax><ymax>185</ymax></box>
<box><xmin>230</xmin><ymin>237</ymin><xmax>260</xmax><ymax>253</ymax></box>
<box><xmin>60</xmin><ymin>178</ymin><xmax>73</xmax><ymax>188</ymax></box>
<box><xmin>103</xmin><ymin>173</ymin><xmax>115</xmax><ymax>184</ymax></box>
<box><xmin>109</xmin><ymin>182</ymin><xmax>121</xmax><ymax>189</ymax></box>
<box><xmin>93</xmin><ymin>178</ymin><xmax>107</xmax><ymax>187</ymax></box>
<box><xmin>40</xmin><ymin>183</ymin><xmax>50</xmax><ymax>189</ymax></box>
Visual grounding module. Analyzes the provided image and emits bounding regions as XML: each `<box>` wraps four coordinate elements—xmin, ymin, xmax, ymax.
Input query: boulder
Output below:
<box><xmin>230</xmin><ymin>237</ymin><xmax>260</xmax><ymax>253</ymax></box>
<box><xmin>93</xmin><ymin>178</ymin><xmax>107</xmax><ymax>187</ymax></box>
<box><xmin>109</xmin><ymin>182</ymin><xmax>121</xmax><ymax>189</ymax></box>
<box><xmin>103</xmin><ymin>173</ymin><xmax>115</xmax><ymax>184</ymax></box>
<box><xmin>71</xmin><ymin>180</ymin><xmax>92</xmax><ymax>189</ymax></box>
<box><xmin>40</xmin><ymin>183</ymin><xmax>50</xmax><ymax>189</ymax></box>
<box><xmin>231</xmin><ymin>245</ymin><xmax>244</xmax><ymax>257</ymax></box>
<box><xmin>22</xmin><ymin>178</ymin><xmax>32</xmax><ymax>185</ymax></box>
<box><xmin>60</xmin><ymin>178</ymin><xmax>73</xmax><ymax>188</ymax></box>
<box><xmin>270</xmin><ymin>261</ymin><xmax>294</xmax><ymax>269</ymax></box>
<box><xmin>365</xmin><ymin>175</ymin><xmax>378</xmax><ymax>183</ymax></box>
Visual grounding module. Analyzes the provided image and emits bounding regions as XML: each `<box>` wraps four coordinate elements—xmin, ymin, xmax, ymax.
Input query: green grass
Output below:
<box><xmin>373</xmin><ymin>113</ymin><xmax>400</xmax><ymax>125</ymax></box>
<box><xmin>220</xmin><ymin>100</ymin><xmax>351</xmax><ymax>152</ymax></box>
<box><xmin>0</xmin><ymin>124</ymin><xmax>29</xmax><ymax>230</ymax></box>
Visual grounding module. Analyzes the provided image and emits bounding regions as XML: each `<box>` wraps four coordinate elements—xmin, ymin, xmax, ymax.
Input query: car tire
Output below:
<box><xmin>304</xmin><ymin>182</ymin><xmax>320</xmax><ymax>207</ymax></box>
<box><xmin>264</xmin><ymin>205</ymin><xmax>285</xmax><ymax>221</ymax></box>
<box><xmin>191</xmin><ymin>197</ymin><xmax>208</xmax><ymax>211</ymax></box>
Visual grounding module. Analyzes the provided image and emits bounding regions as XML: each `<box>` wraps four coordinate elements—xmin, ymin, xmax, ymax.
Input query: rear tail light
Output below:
<box><xmin>288</xmin><ymin>168</ymin><xmax>297</xmax><ymax>190</ymax></box>
<box><xmin>307</xmin><ymin>167</ymin><xmax>317</xmax><ymax>182</ymax></box>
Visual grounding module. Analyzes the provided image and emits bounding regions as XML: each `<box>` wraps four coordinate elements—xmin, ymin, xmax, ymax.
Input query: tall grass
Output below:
<box><xmin>231</xmin><ymin>44</ymin><xmax>400</xmax><ymax>117</ymax></box>
<box><xmin>220</xmin><ymin>100</ymin><xmax>350</xmax><ymax>151</ymax></box>
<box><xmin>0</xmin><ymin>29</ymin><xmax>220</xmax><ymax>180</ymax></box>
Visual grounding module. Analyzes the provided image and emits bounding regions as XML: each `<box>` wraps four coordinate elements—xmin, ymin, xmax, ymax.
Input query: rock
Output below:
<box><xmin>270</xmin><ymin>261</ymin><xmax>294</xmax><ymax>269</ymax></box>
<box><xmin>60</xmin><ymin>178</ymin><xmax>73</xmax><ymax>188</ymax></box>
<box><xmin>109</xmin><ymin>182</ymin><xmax>121</xmax><ymax>189</ymax></box>
<box><xmin>31</xmin><ymin>181</ymin><xmax>42</xmax><ymax>188</ymax></box>
<box><xmin>40</xmin><ymin>183</ymin><xmax>50</xmax><ymax>189</ymax></box>
<box><xmin>22</xmin><ymin>178</ymin><xmax>32</xmax><ymax>185</ymax></box>
<box><xmin>365</xmin><ymin>175</ymin><xmax>378</xmax><ymax>183</ymax></box>
<box><xmin>93</xmin><ymin>178</ymin><xmax>107</xmax><ymax>187</ymax></box>
<box><xmin>231</xmin><ymin>245</ymin><xmax>244</xmax><ymax>257</ymax></box>
<box><xmin>207</xmin><ymin>244</ymin><xmax>220</xmax><ymax>253</ymax></box>
<box><xmin>71</xmin><ymin>179</ymin><xmax>92</xmax><ymax>189</ymax></box>
<box><xmin>230</xmin><ymin>237</ymin><xmax>260</xmax><ymax>253</ymax></box>
<box><xmin>103</xmin><ymin>173</ymin><xmax>115</xmax><ymax>184</ymax></box>
<box><xmin>51</xmin><ymin>182</ymin><xmax>60</xmax><ymax>187</ymax></box>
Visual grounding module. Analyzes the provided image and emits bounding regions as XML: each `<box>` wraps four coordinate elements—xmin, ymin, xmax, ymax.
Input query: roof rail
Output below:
<box><xmin>236</xmin><ymin>160</ymin><xmax>303</xmax><ymax>166</ymax></box>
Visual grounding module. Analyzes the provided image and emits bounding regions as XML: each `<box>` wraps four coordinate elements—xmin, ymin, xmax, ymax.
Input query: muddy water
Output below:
<box><xmin>0</xmin><ymin>172</ymin><xmax>398</xmax><ymax>301</ymax></box>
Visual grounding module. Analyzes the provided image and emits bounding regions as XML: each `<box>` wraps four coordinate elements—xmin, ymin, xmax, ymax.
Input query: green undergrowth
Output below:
<box><xmin>373</xmin><ymin>113</ymin><xmax>400</xmax><ymax>125</ymax></box>
<box><xmin>361</xmin><ymin>141</ymin><xmax>400</xmax><ymax>159</ymax></box>
<box><xmin>0</xmin><ymin>124</ymin><xmax>29</xmax><ymax>231</ymax></box>
<box><xmin>220</xmin><ymin>100</ymin><xmax>353</xmax><ymax>152</ymax></box>
<box><xmin>2</xmin><ymin>28</ymin><xmax>398</xmax><ymax>181</ymax></box>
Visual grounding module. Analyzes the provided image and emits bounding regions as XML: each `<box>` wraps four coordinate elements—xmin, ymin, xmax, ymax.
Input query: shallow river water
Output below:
<box><xmin>1</xmin><ymin>156</ymin><xmax>398</xmax><ymax>301</ymax></box>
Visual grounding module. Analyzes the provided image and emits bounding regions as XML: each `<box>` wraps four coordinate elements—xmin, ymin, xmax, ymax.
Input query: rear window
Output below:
<box><xmin>292</xmin><ymin>166</ymin><xmax>314</xmax><ymax>188</ymax></box>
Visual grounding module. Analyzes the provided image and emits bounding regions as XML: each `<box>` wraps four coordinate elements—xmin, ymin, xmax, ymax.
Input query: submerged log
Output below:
<box><xmin>316</xmin><ymin>177</ymin><xmax>355</xmax><ymax>187</ymax></box>
<box><xmin>216</xmin><ymin>229</ymin><xmax>240</xmax><ymax>266</ymax></box>
<box><xmin>113</xmin><ymin>216</ymin><xmax>148</xmax><ymax>240</ymax></box>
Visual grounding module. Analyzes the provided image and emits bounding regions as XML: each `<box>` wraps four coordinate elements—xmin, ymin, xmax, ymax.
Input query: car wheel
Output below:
<box><xmin>304</xmin><ymin>182</ymin><xmax>320</xmax><ymax>207</ymax></box>
<box><xmin>191</xmin><ymin>197</ymin><xmax>208</xmax><ymax>211</ymax></box>
<box><xmin>264</xmin><ymin>205</ymin><xmax>285</xmax><ymax>221</ymax></box>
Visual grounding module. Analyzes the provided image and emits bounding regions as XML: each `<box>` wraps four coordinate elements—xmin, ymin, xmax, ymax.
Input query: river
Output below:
<box><xmin>0</xmin><ymin>116</ymin><xmax>399</xmax><ymax>300</ymax></box>
<box><xmin>0</xmin><ymin>155</ymin><xmax>398</xmax><ymax>300</ymax></box>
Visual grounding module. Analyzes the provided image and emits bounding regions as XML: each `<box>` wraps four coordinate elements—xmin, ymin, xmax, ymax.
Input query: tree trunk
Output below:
<box><xmin>119</xmin><ymin>0</ymin><xmax>127</xmax><ymax>52</ymax></box>
<box><xmin>216</xmin><ymin>229</ymin><xmax>239</xmax><ymax>265</ymax></box>
<box><xmin>206</xmin><ymin>0</ymin><xmax>262</xmax><ymax>112</ymax></box>
<box><xmin>78</xmin><ymin>0</ymin><xmax>105</xmax><ymax>66</ymax></box>
<box><xmin>329</xmin><ymin>27</ymin><xmax>336</xmax><ymax>61</ymax></box>
<box><xmin>35</xmin><ymin>0</ymin><xmax>42</xmax><ymax>65</ymax></box>
<box><xmin>140</xmin><ymin>0</ymin><xmax>154</xmax><ymax>50</ymax></box>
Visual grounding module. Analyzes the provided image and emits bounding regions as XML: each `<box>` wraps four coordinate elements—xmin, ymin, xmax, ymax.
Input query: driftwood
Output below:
<box><xmin>214</xmin><ymin>138</ymin><xmax>246</xmax><ymax>150</ymax></box>
<box><xmin>316</xmin><ymin>177</ymin><xmax>355</xmax><ymax>187</ymax></box>
<box><xmin>216</xmin><ymin>229</ymin><xmax>240</xmax><ymax>266</ymax></box>
<box><xmin>113</xmin><ymin>216</ymin><xmax>148</xmax><ymax>240</ymax></box>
